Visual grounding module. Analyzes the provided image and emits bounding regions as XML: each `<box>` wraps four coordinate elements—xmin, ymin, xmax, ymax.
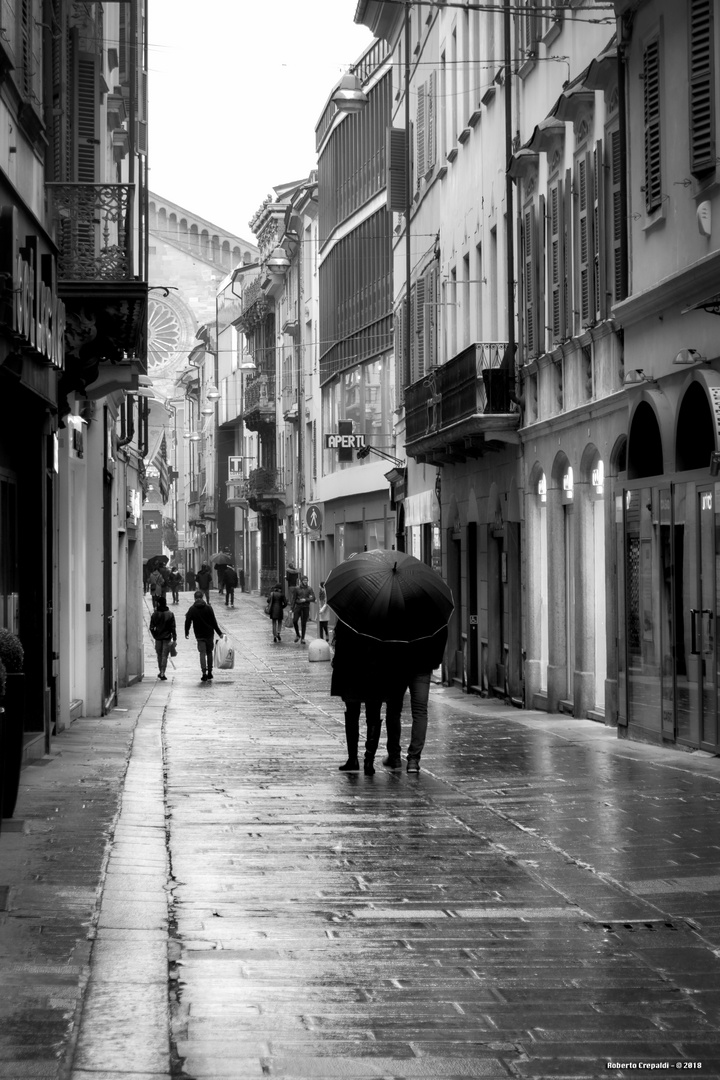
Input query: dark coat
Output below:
<box><xmin>267</xmin><ymin>588</ymin><xmax>287</xmax><ymax>620</ymax></box>
<box><xmin>292</xmin><ymin>583</ymin><xmax>315</xmax><ymax>615</ymax></box>
<box><xmin>184</xmin><ymin>600</ymin><xmax>222</xmax><ymax>641</ymax></box>
<box><xmin>330</xmin><ymin>621</ymin><xmax>409</xmax><ymax>704</ymax></box>
<box><xmin>195</xmin><ymin>567</ymin><xmax>213</xmax><ymax>590</ymax></box>
<box><xmin>150</xmin><ymin>609</ymin><xmax>177</xmax><ymax>641</ymax></box>
<box><xmin>224</xmin><ymin>567</ymin><xmax>239</xmax><ymax>589</ymax></box>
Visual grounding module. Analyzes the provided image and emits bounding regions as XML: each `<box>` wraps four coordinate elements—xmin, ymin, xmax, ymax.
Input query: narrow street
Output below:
<box><xmin>3</xmin><ymin>589</ymin><xmax>720</xmax><ymax>1079</ymax></box>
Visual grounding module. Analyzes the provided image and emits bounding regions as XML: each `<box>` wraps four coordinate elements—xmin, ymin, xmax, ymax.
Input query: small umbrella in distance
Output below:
<box><xmin>324</xmin><ymin>548</ymin><xmax>453</xmax><ymax>643</ymax></box>
<box><xmin>209</xmin><ymin>551</ymin><xmax>233</xmax><ymax>566</ymax></box>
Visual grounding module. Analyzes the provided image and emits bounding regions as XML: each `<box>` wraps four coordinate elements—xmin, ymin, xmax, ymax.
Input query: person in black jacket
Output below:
<box><xmin>195</xmin><ymin>564</ymin><xmax>213</xmax><ymax>602</ymax></box>
<box><xmin>149</xmin><ymin>597</ymin><xmax>177</xmax><ymax>681</ymax></box>
<box><xmin>223</xmin><ymin>565</ymin><xmax>238</xmax><ymax>607</ymax></box>
<box><xmin>184</xmin><ymin>590</ymin><xmax>223</xmax><ymax>681</ymax></box>
<box><xmin>383</xmin><ymin>626</ymin><xmax>448</xmax><ymax>773</ymax></box>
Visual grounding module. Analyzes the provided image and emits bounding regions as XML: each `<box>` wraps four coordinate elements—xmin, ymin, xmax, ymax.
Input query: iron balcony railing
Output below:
<box><xmin>247</xmin><ymin>467</ymin><xmax>284</xmax><ymax>497</ymax></box>
<box><xmin>405</xmin><ymin>343</ymin><xmax>510</xmax><ymax>444</ymax></box>
<box><xmin>46</xmin><ymin>183</ymin><xmax>136</xmax><ymax>281</ymax></box>
<box><xmin>244</xmin><ymin>372</ymin><xmax>276</xmax><ymax>413</ymax></box>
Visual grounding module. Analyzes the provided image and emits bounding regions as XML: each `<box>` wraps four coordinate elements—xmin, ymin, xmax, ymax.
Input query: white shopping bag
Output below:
<box><xmin>213</xmin><ymin>634</ymin><xmax>234</xmax><ymax>670</ymax></box>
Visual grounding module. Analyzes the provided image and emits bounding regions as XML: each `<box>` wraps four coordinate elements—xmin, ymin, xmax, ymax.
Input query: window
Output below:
<box><xmin>643</xmin><ymin>38</ymin><xmax>662</xmax><ymax>213</ymax></box>
<box><xmin>521</xmin><ymin>0</ymin><xmax>540</xmax><ymax>58</ymax></box>
<box><xmin>607</xmin><ymin>124</ymin><xmax>625</xmax><ymax>303</ymax></box>
<box><xmin>548</xmin><ymin>178</ymin><xmax>565</xmax><ymax>341</ymax></box>
<box><xmin>576</xmin><ymin>152</ymin><xmax>595</xmax><ymax>326</ymax></box>
<box><xmin>522</xmin><ymin>201</ymin><xmax>539</xmax><ymax>357</ymax></box>
<box><xmin>689</xmin><ymin>0</ymin><xmax>716</xmax><ymax>177</ymax></box>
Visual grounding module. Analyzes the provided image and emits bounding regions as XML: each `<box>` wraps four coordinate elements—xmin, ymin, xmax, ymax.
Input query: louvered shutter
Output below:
<box><xmin>610</xmin><ymin>127</ymin><xmax>624</xmax><ymax>302</ymax></box>
<box><xmin>50</xmin><ymin>0</ymin><xmax>66</xmax><ymax>181</ymax></box>
<box><xmin>425</xmin><ymin>264</ymin><xmax>437</xmax><ymax>370</ymax></box>
<box><xmin>577</xmin><ymin>152</ymin><xmax>595</xmax><ymax>325</ymax></box>
<box><xmin>427</xmin><ymin>71</ymin><xmax>436</xmax><ymax>170</ymax></box>
<box><xmin>643</xmin><ymin>39</ymin><xmax>662</xmax><ymax>213</ymax></box>
<box><xmin>410</xmin><ymin>282</ymin><xmax>418</xmax><ymax>383</ymax></box>
<box><xmin>538</xmin><ymin>193</ymin><xmax>545</xmax><ymax>355</ymax></box>
<box><xmin>73</xmin><ymin>46</ymin><xmax>99</xmax><ymax>182</ymax></box>
<box><xmin>689</xmin><ymin>0</ymin><xmax>716</xmax><ymax>177</ymax></box>
<box><xmin>594</xmin><ymin>140</ymin><xmax>606</xmax><ymax>319</ymax></box>
<box><xmin>563</xmin><ymin>168</ymin><xmax>573</xmax><ymax>337</ymax></box>
<box><xmin>416</xmin><ymin>83</ymin><xmax>426</xmax><ymax>186</ymax></box>
<box><xmin>387</xmin><ymin>127</ymin><xmax>407</xmax><ymax>212</ymax></box>
<box><xmin>395</xmin><ymin>306</ymin><xmax>404</xmax><ymax>403</ymax></box>
<box><xmin>415</xmin><ymin>276</ymin><xmax>426</xmax><ymax>382</ymax></box>
<box><xmin>548</xmin><ymin>179</ymin><xmax>564</xmax><ymax>341</ymax></box>
<box><xmin>523</xmin><ymin>203</ymin><xmax>537</xmax><ymax>357</ymax></box>
<box><xmin>524</xmin><ymin>0</ymin><xmax>539</xmax><ymax>56</ymax></box>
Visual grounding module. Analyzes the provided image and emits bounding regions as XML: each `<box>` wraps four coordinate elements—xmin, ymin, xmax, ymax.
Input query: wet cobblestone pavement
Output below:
<box><xmin>2</xmin><ymin>591</ymin><xmax>720</xmax><ymax>1078</ymax></box>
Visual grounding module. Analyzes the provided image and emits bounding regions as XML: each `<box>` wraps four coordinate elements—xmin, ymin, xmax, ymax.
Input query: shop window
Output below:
<box><xmin>676</xmin><ymin>381</ymin><xmax>714</xmax><ymax>470</ymax></box>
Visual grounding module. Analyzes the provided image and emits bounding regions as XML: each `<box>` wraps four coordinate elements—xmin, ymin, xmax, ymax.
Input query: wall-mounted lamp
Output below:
<box><xmin>331</xmin><ymin>71</ymin><xmax>368</xmax><ymax>113</ymax></box>
<box><xmin>200</xmin><ymin>404</ymin><xmax>214</xmax><ymax>416</ymax></box>
<box><xmin>184</xmin><ymin>431</ymin><xmax>201</xmax><ymax>442</ymax></box>
<box><xmin>673</xmin><ymin>348</ymin><xmax>708</xmax><ymax>366</ymax></box>
<box><xmin>623</xmin><ymin>369</ymin><xmax>658</xmax><ymax>386</ymax></box>
<box><xmin>206</xmin><ymin>385</ymin><xmax>220</xmax><ymax>401</ymax></box>
<box><xmin>266</xmin><ymin>247</ymin><xmax>291</xmax><ymax>274</ymax></box>
<box><xmin>710</xmin><ymin>451</ymin><xmax>720</xmax><ymax>477</ymax></box>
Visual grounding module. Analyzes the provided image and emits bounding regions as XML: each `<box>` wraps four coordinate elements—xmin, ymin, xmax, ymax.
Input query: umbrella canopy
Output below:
<box><xmin>209</xmin><ymin>551</ymin><xmax>233</xmax><ymax>566</ymax></box>
<box><xmin>324</xmin><ymin>549</ymin><xmax>453</xmax><ymax>643</ymax></box>
<box><xmin>145</xmin><ymin>554</ymin><xmax>169</xmax><ymax>573</ymax></box>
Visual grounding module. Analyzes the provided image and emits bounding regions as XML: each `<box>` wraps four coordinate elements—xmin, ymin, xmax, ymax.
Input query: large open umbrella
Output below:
<box><xmin>145</xmin><ymin>554</ymin><xmax>169</xmax><ymax>573</ymax></box>
<box><xmin>209</xmin><ymin>551</ymin><xmax>233</xmax><ymax>566</ymax></box>
<box><xmin>324</xmin><ymin>549</ymin><xmax>453</xmax><ymax>643</ymax></box>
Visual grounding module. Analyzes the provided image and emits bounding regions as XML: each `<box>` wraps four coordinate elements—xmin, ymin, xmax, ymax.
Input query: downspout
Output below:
<box><xmin>504</xmin><ymin>0</ymin><xmax>515</xmax><ymax>364</ymax></box>
<box><xmin>617</xmin><ymin>14</ymin><xmax>629</xmax><ymax>301</ymax></box>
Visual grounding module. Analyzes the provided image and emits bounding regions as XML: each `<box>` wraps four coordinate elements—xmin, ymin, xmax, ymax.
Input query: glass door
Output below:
<box><xmin>699</xmin><ymin>486</ymin><xmax>718</xmax><ymax>751</ymax></box>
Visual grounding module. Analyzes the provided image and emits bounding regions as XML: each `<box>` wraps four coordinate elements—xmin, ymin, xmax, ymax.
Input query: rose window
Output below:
<box><xmin>147</xmin><ymin>298</ymin><xmax>183</xmax><ymax>371</ymax></box>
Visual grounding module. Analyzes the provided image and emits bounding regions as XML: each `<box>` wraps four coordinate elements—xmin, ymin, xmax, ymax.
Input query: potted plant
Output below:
<box><xmin>0</xmin><ymin>629</ymin><xmax>24</xmax><ymax>820</ymax></box>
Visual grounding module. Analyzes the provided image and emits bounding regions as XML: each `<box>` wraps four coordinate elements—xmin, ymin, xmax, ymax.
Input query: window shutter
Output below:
<box><xmin>523</xmin><ymin>203</ymin><xmax>537</xmax><ymax>357</ymax></box>
<box><xmin>524</xmin><ymin>0</ymin><xmax>539</xmax><ymax>56</ymax></box>
<box><xmin>548</xmin><ymin>179</ymin><xmax>564</xmax><ymax>341</ymax></box>
<box><xmin>689</xmin><ymin>0</ymin><xmax>716</xmax><ymax>177</ymax></box>
<box><xmin>72</xmin><ymin>44</ymin><xmax>100</xmax><ymax>182</ymax></box>
<box><xmin>643</xmin><ymin>39</ymin><xmax>662</xmax><ymax>213</ymax></box>
<box><xmin>416</xmin><ymin>82</ymin><xmax>426</xmax><ymax>185</ymax></box>
<box><xmin>538</xmin><ymin>193</ymin><xmax>546</xmax><ymax>355</ymax></box>
<box><xmin>427</xmin><ymin>70</ymin><xmax>436</xmax><ymax>171</ymax></box>
<box><xmin>594</xmin><ymin>140</ymin><xmax>606</xmax><ymax>319</ymax></box>
<box><xmin>395</xmin><ymin>305</ymin><xmax>404</xmax><ymax>403</ymax></box>
<box><xmin>563</xmin><ymin>167</ymin><xmax>573</xmax><ymax>338</ymax></box>
<box><xmin>387</xmin><ymin>127</ymin><xmax>407</xmax><ymax>213</ymax></box>
<box><xmin>425</xmin><ymin>264</ymin><xmax>437</xmax><ymax>370</ymax></box>
<box><xmin>610</xmin><ymin>126</ymin><xmax>624</xmax><ymax>302</ymax></box>
<box><xmin>414</xmin><ymin>276</ymin><xmax>426</xmax><ymax>382</ymax></box>
<box><xmin>577</xmin><ymin>152</ymin><xmax>595</xmax><ymax>325</ymax></box>
<box><xmin>410</xmin><ymin>282</ymin><xmax>417</xmax><ymax>382</ymax></box>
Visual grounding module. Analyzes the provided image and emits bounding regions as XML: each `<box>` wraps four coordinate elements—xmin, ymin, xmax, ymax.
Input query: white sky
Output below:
<box><xmin>147</xmin><ymin>0</ymin><xmax>373</xmax><ymax>242</ymax></box>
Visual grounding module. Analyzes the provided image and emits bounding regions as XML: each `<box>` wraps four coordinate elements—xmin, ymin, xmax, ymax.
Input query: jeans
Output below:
<box><xmin>319</xmin><ymin>620</ymin><xmax>329</xmax><ymax>640</ymax></box>
<box><xmin>385</xmin><ymin>673</ymin><xmax>431</xmax><ymax>761</ymax></box>
<box><xmin>154</xmin><ymin>638</ymin><xmax>172</xmax><ymax>675</ymax></box>
<box><xmin>225</xmin><ymin>588</ymin><xmax>234</xmax><ymax>606</ymax></box>
<box><xmin>272</xmin><ymin>618</ymin><xmax>283</xmax><ymax>638</ymax></box>
<box><xmin>343</xmin><ymin>699</ymin><xmax>382</xmax><ymax>761</ymax></box>
<box><xmin>171</xmin><ymin>589</ymin><xmax>179</xmax><ymax>604</ymax></box>
<box><xmin>293</xmin><ymin>606</ymin><xmax>309</xmax><ymax>640</ymax></box>
<box><xmin>196</xmin><ymin>637</ymin><xmax>213</xmax><ymax>672</ymax></box>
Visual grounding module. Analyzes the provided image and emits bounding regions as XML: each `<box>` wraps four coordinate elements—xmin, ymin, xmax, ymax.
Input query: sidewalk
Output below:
<box><xmin>1</xmin><ymin>589</ymin><xmax>720</xmax><ymax>1078</ymax></box>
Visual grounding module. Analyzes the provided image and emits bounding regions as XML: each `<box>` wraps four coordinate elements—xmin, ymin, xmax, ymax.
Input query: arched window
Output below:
<box><xmin>676</xmin><ymin>381</ymin><xmax>714</xmax><ymax>471</ymax></box>
<box><xmin>628</xmin><ymin>401</ymin><xmax>663</xmax><ymax>479</ymax></box>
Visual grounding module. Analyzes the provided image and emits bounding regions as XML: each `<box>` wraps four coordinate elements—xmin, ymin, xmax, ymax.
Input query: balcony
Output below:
<box><xmin>243</xmin><ymin>372</ymin><xmax>276</xmax><ymax>431</ymax></box>
<box><xmin>404</xmin><ymin>343</ymin><xmax>520</xmax><ymax>464</ymax></box>
<box><xmin>226</xmin><ymin>480</ymin><xmax>250</xmax><ymax>509</ymax></box>
<box><xmin>246</xmin><ymin>467</ymin><xmax>285</xmax><ymax>516</ymax></box>
<box><xmin>47</xmin><ymin>182</ymin><xmax>147</xmax><ymax>392</ymax></box>
<box><xmin>200</xmin><ymin>494</ymin><xmax>217</xmax><ymax>521</ymax></box>
<box><xmin>282</xmin><ymin>383</ymin><xmax>299</xmax><ymax>421</ymax></box>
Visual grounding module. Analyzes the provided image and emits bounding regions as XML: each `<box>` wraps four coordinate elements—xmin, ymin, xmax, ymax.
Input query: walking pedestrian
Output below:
<box><xmin>169</xmin><ymin>565</ymin><xmax>181</xmax><ymax>604</ymax></box>
<box><xmin>292</xmin><ymin>576</ymin><xmax>315</xmax><ymax>644</ymax></box>
<box><xmin>318</xmin><ymin>581</ymin><xmax>330</xmax><ymax>640</ymax></box>
<box><xmin>331</xmin><ymin>621</ymin><xmax>408</xmax><ymax>775</ymax></box>
<box><xmin>195</xmin><ymin>563</ymin><xmax>212</xmax><ymax>603</ymax></box>
<box><xmin>216</xmin><ymin>547</ymin><xmax>232</xmax><ymax>595</ymax></box>
<box><xmin>266</xmin><ymin>583</ymin><xmax>287</xmax><ymax>642</ymax></box>
<box><xmin>148</xmin><ymin>567</ymin><xmax>166</xmax><ymax>611</ymax></box>
<box><xmin>286</xmin><ymin>562</ymin><xmax>300</xmax><ymax>608</ymax></box>
<box><xmin>224</xmin><ymin>565</ymin><xmax>238</xmax><ymax>607</ymax></box>
<box><xmin>383</xmin><ymin>626</ymin><xmax>448</xmax><ymax>773</ymax></box>
<box><xmin>184</xmin><ymin>589</ymin><xmax>223</xmax><ymax>682</ymax></box>
<box><xmin>149</xmin><ymin>597</ymin><xmax>176</xmax><ymax>681</ymax></box>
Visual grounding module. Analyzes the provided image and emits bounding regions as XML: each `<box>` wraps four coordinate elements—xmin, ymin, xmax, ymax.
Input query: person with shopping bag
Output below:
<box><xmin>184</xmin><ymin>589</ymin><xmax>223</xmax><ymax>682</ymax></box>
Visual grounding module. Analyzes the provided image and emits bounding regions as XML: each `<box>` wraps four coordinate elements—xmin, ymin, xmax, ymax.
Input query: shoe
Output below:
<box><xmin>295</xmin><ymin>636</ymin><xmax>300</xmax><ymax>643</ymax></box>
<box><xmin>273</xmin><ymin>635</ymin><xmax>278</xmax><ymax>642</ymax></box>
<box><xmin>160</xmin><ymin>674</ymin><xmax>167</xmax><ymax>681</ymax></box>
<box><xmin>201</xmin><ymin>674</ymin><xmax>208</xmax><ymax>682</ymax></box>
<box><xmin>338</xmin><ymin>758</ymin><xmax>360</xmax><ymax>772</ymax></box>
<box><xmin>277</xmin><ymin>635</ymin><xmax>281</xmax><ymax>641</ymax></box>
<box><xmin>157</xmin><ymin>672</ymin><xmax>163</xmax><ymax>679</ymax></box>
<box><xmin>364</xmin><ymin>758</ymin><xmax>375</xmax><ymax>776</ymax></box>
<box><xmin>407</xmin><ymin>758</ymin><xmax>420</xmax><ymax>773</ymax></box>
<box><xmin>207</xmin><ymin>672</ymin><xmax>213</xmax><ymax>680</ymax></box>
<box><xmin>382</xmin><ymin>755</ymin><xmax>402</xmax><ymax>770</ymax></box>
<box><xmin>301</xmin><ymin>638</ymin><xmax>306</xmax><ymax>644</ymax></box>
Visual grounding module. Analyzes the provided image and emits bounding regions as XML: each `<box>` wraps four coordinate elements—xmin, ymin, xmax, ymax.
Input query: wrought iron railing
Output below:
<box><xmin>47</xmin><ymin>183</ymin><xmax>136</xmax><ymax>281</ymax></box>
<box><xmin>405</xmin><ymin>343</ymin><xmax>510</xmax><ymax>443</ymax></box>
<box><xmin>247</xmin><ymin>467</ymin><xmax>284</xmax><ymax>496</ymax></box>
<box><xmin>244</xmin><ymin>373</ymin><xmax>276</xmax><ymax>413</ymax></box>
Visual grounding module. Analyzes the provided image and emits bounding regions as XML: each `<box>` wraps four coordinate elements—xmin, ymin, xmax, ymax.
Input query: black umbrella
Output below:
<box><xmin>324</xmin><ymin>549</ymin><xmax>453</xmax><ymax>643</ymax></box>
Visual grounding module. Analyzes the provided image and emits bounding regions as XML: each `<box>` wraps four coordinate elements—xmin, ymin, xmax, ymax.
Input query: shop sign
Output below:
<box><xmin>228</xmin><ymin>455</ymin><xmax>244</xmax><ymax>479</ymax></box>
<box><xmin>324</xmin><ymin>432</ymin><xmax>366</xmax><ymax>450</ymax></box>
<box><xmin>1</xmin><ymin>209</ymin><xmax>65</xmax><ymax>370</ymax></box>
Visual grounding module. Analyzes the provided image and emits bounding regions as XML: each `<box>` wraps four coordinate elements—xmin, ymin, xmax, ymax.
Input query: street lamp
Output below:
<box><xmin>331</xmin><ymin>71</ymin><xmax>368</xmax><ymax>113</ymax></box>
<box><xmin>206</xmin><ymin>384</ymin><xmax>220</xmax><ymax>400</ymax></box>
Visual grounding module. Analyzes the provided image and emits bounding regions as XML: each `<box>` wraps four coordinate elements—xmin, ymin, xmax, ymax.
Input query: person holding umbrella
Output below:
<box><xmin>331</xmin><ymin>620</ymin><xmax>408</xmax><ymax>775</ymax></box>
<box><xmin>210</xmin><ymin>547</ymin><xmax>233</xmax><ymax>595</ymax></box>
<box><xmin>324</xmin><ymin>549</ymin><xmax>453</xmax><ymax>774</ymax></box>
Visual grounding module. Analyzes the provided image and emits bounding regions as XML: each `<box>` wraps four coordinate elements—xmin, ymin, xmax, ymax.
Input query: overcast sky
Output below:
<box><xmin>147</xmin><ymin>0</ymin><xmax>373</xmax><ymax>242</ymax></box>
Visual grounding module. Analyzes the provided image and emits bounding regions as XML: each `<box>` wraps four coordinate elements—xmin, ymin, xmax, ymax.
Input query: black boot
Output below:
<box><xmin>339</xmin><ymin>758</ymin><xmax>360</xmax><ymax>772</ymax></box>
<box><xmin>363</xmin><ymin>754</ymin><xmax>375</xmax><ymax>775</ymax></box>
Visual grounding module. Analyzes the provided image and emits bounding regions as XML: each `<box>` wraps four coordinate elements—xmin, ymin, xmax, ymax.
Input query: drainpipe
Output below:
<box><xmin>617</xmin><ymin>15</ymin><xmax>629</xmax><ymax>302</ymax></box>
<box><xmin>504</xmin><ymin>0</ymin><xmax>515</xmax><ymax>365</ymax></box>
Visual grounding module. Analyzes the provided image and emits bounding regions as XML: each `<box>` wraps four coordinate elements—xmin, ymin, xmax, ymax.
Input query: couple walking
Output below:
<box><xmin>331</xmin><ymin>620</ymin><xmax>447</xmax><ymax>775</ymax></box>
<box><xmin>266</xmin><ymin>575</ymin><xmax>315</xmax><ymax>643</ymax></box>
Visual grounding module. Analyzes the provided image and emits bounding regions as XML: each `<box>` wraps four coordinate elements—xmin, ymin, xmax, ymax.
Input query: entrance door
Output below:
<box><xmin>676</xmin><ymin>484</ymin><xmax>718</xmax><ymax>751</ymax></box>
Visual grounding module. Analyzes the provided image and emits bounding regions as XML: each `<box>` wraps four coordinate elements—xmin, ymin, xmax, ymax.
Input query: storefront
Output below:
<box><xmin>619</xmin><ymin>370</ymin><xmax>720</xmax><ymax>751</ymax></box>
